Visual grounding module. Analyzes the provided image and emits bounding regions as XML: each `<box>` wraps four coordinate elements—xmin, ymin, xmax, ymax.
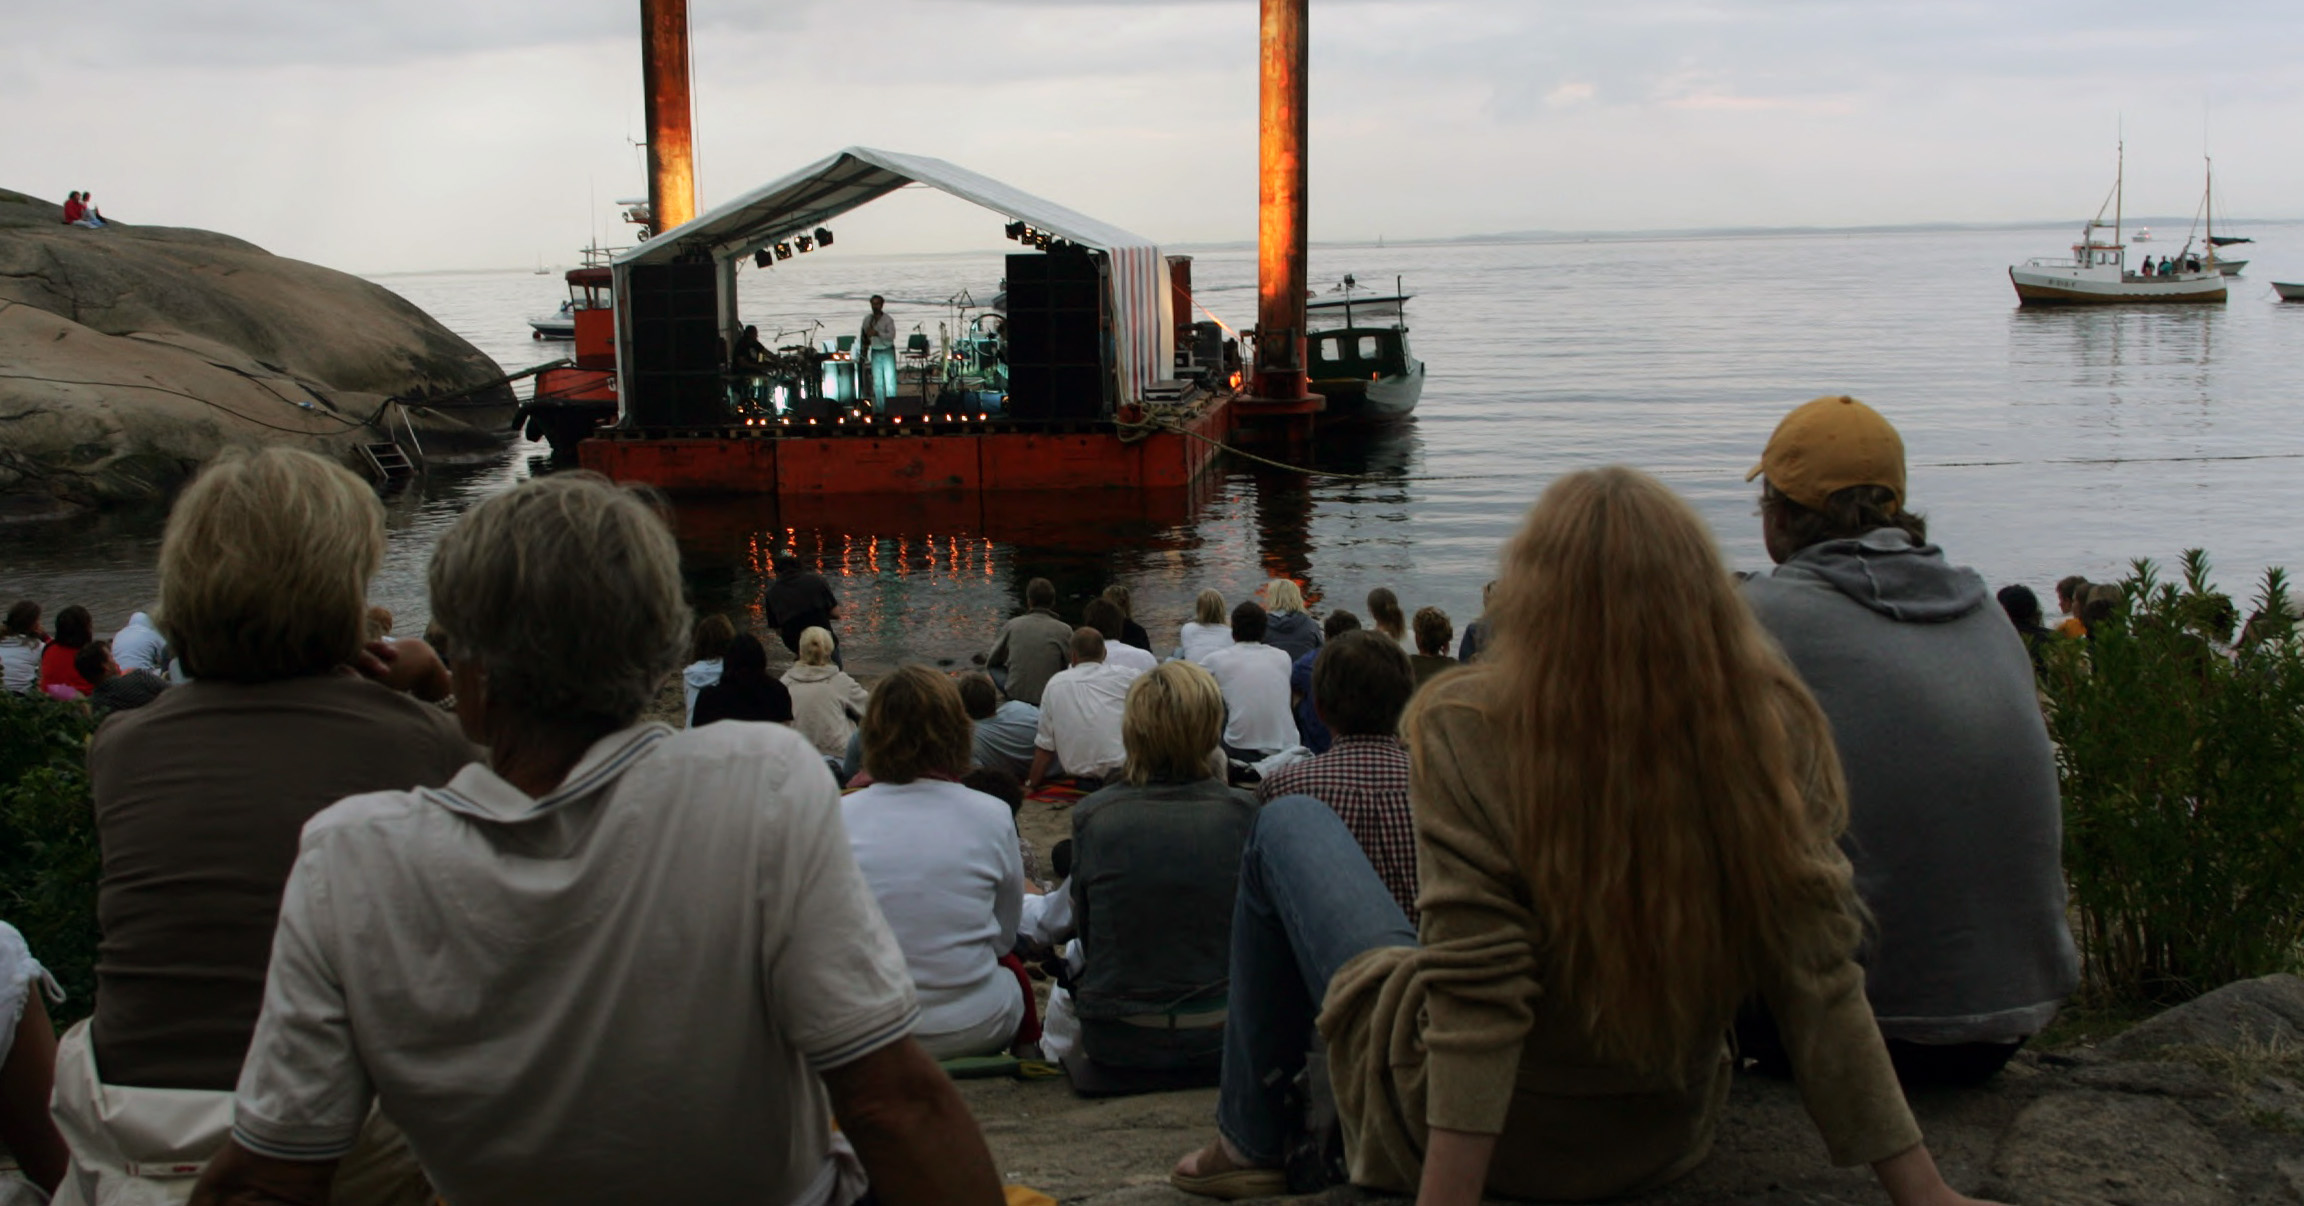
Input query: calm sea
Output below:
<box><xmin>13</xmin><ymin>225</ymin><xmax>2304</xmax><ymax>671</ymax></box>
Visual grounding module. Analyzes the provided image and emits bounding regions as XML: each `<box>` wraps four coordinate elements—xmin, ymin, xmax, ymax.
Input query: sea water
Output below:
<box><xmin>12</xmin><ymin>225</ymin><xmax>2304</xmax><ymax>671</ymax></box>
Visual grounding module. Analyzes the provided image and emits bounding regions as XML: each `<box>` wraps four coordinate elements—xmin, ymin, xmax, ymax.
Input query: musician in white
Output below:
<box><xmin>859</xmin><ymin>295</ymin><xmax>899</xmax><ymax>409</ymax></box>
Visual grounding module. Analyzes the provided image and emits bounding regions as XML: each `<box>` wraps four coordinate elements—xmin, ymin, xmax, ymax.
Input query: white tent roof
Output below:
<box><xmin>615</xmin><ymin>147</ymin><xmax>1174</xmax><ymax>407</ymax></box>
<box><xmin>617</xmin><ymin>146</ymin><xmax>1158</xmax><ymax>264</ymax></box>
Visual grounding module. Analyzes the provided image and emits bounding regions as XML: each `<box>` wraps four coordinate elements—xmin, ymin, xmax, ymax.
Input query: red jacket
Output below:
<box><xmin>61</xmin><ymin>197</ymin><xmax>85</xmax><ymax>224</ymax></box>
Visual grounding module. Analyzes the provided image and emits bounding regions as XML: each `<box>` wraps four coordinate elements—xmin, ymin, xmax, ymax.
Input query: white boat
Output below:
<box><xmin>2009</xmin><ymin>145</ymin><xmax>2227</xmax><ymax>306</ymax></box>
<box><xmin>2273</xmin><ymin>282</ymin><xmax>2304</xmax><ymax>302</ymax></box>
<box><xmin>1306</xmin><ymin>275</ymin><xmax>1424</xmax><ymax>420</ymax></box>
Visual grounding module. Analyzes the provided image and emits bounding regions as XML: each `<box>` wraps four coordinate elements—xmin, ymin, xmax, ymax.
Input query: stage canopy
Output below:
<box><xmin>619</xmin><ymin>147</ymin><xmax>1174</xmax><ymax>406</ymax></box>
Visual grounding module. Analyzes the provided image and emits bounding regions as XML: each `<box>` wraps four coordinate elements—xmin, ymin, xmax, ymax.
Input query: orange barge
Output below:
<box><xmin>579</xmin><ymin>398</ymin><xmax>1235</xmax><ymax>496</ymax></box>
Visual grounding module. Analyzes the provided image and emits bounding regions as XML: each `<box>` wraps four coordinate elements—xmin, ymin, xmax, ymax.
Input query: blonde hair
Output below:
<box><xmin>1406</xmin><ymin>466</ymin><xmax>1859</xmax><ymax>1077</ymax></box>
<box><xmin>1193</xmin><ymin>589</ymin><xmax>1226</xmax><ymax>626</ymax></box>
<box><xmin>159</xmin><ymin>447</ymin><xmax>383</xmax><ymax>681</ymax></box>
<box><xmin>797</xmin><ymin>626</ymin><xmax>836</xmax><ymax>666</ymax></box>
<box><xmin>1264</xmin><ymin>578</ymin><xmax>1307</xmax><ymax>614</ymax></box>
<box><xmin>1121</xmin><ymin>661</ymin><xmax>1227</xmax><ymax>785</ymax></box>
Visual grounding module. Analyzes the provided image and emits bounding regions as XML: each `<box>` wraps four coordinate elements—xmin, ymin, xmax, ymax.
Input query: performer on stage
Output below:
<box><xmin>859</xmin><ymin>296</ymin><xmax>899</xmax><ymax>410</ymax></box>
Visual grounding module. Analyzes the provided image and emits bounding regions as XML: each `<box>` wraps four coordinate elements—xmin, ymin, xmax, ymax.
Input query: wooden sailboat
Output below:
<box><xmin>2009</xmin><ymin>144</ymin><xmax>2227</xmax><ymax>305</ymax></box>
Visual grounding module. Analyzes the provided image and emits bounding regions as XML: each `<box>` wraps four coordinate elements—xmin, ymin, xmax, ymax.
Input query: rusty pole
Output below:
<box><xmin>640</xmin><ymin>0</ymin><xmax>697</xmax><ymax>235</ymax></box>
<box><xmin>1253</xmin><ymin>0</ymin><xmax>1309</xmax><ymax>400</ymax></box>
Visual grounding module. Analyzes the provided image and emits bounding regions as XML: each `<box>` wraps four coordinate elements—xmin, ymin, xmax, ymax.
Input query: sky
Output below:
<box><xmin>8</xmin><ymin>0</ymin><xmax>2303</xmax><ymax>274</ymax></box>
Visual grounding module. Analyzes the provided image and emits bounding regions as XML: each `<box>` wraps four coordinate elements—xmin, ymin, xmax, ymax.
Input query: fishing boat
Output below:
<box><xmin>1306</xmin><ymin>275</ymin><xmax>1424</xmax><ymax>420</ymax></box>
<box><xmin>2207</xmin><ymin>235</ymin><xmax>2250</xmax><ymax>276</ymax></box>
<box><xmin>2273</xmin><ymin>282</ymin><xmax>2304</xmax><ymax>302</ymax></box>
<box><xmin>2009</xmin><ymin>145</ymin><xmax>2227</xmax><ymax>306</ymax></box>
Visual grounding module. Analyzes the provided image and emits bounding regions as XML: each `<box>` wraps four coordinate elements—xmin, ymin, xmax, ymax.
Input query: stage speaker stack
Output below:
<box><xmin>1005</xmin><ymin>248</ymin><xmax>1108</xmax><ymax>422</ymax></box>
<box><xmin>626</xmin><ymin>261</ymin><xmax>726</xmax><ymax>428</ymax></box>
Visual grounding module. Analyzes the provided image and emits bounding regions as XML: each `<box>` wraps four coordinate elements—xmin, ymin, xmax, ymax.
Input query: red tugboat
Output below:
<box><xmin>515</xmin><ymin>260</ymin><xmax>620</xmax><ymax>458</ymax></box>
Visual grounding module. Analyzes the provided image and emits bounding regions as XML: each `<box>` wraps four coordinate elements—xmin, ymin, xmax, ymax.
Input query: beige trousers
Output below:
<box><xmin>48</xmin><ymin>1020</ymin><xmax>430</xmax><ymax>1206</ymax></box>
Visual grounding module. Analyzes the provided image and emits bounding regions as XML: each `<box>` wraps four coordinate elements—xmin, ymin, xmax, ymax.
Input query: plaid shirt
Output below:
<box><xmin>1259</xmin><ymin>735</ymin><xmax>1418</xmax><ymax>921</ymax></box>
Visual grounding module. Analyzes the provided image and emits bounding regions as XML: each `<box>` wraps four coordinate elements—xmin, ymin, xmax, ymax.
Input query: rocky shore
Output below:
<box><xmin>0</xmin><ymin>189</ymin><xmax>516</xmax><ymax>520</ymax></box>
<box><xmin>962</xmin><ymin>975</ymin><xmax>2304</xmax><ymax>1204</ymax></box>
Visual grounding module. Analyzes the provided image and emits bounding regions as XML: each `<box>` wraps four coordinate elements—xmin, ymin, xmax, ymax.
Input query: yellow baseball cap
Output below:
<box><xmin>1745</xmin><ymin>395</ymin><xmax>1906</xmax><ymax>513</ymax></box>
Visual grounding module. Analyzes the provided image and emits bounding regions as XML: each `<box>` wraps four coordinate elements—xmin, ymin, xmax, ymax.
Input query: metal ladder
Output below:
<box><xmin>359</xmin><ymin>402</ymin><xmax>425</xmax><ymax>484</ymax></box>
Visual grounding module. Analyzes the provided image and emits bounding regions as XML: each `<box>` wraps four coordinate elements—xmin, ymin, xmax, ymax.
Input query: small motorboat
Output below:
<box><xmin>1307</xmin><ymin>275</ymin><xmax>1424</xmax><ymax>420</ymax></box>
<box><xmin>2272</xmin><ymin>282</ymin><xmax>2304</xmax><ymax>302</ymax></box>
<box><xmin>528</xmin><ymin>298</ymin><xmax>582</xmax><ymax>340</ymax></box>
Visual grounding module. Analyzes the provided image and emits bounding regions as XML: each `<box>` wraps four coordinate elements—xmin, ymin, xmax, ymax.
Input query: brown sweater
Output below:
<box><xmin>1317</xmin><ymin>670</ymin><xmax>1922</xmax><ymax>1199</ymax></box>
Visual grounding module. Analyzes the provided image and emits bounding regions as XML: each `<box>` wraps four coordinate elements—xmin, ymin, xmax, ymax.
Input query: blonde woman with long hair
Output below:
<box><xmin>1257</xmin><ymin>578</ymin><xmax>1321</xmax><ymax>661</ymax></box>
<box><xmin>1173</xmin><ymin>467</ymin><xmax>1993</xmax><ymax>1206</ymax></box>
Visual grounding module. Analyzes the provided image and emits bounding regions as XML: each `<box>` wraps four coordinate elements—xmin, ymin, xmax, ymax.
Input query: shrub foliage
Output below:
<box><xmin>2043</xmin><ymin>551</ymin><xmax>2304</xmax><ymax>1005</ymax></box>
<box><xmin>0</xmin><ymin>691</ymin><xmax>100</xmax><ymax>1023</ymax></box>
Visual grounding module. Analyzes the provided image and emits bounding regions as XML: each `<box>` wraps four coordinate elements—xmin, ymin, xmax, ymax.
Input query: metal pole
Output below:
<box><xmin>640</xmin><ymin>0</ymin><xmax>696</xmax><ymax>235</ymax></box>
<box><xmin>1254</xmin><ymin>0</ymin><xmax>1308</xmax><ymax>400</ymax></box>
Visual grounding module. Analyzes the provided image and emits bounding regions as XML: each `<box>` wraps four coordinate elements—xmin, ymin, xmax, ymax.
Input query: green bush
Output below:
<box><xmin>0</xmin><ymin>692</ymin><xmax>101</xmax><ymax>1024</ymax></box>
<box><xmin>2044</xmin><ymin>550</ymin><xmax>2304</xmax><ymax>1006</ymax></box>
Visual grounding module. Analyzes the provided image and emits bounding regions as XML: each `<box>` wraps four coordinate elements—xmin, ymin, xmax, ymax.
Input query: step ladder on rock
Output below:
<box><xmin>361</xmin><ymin>441</ymin><xmax>416</xmax><ymax>483</ymax></box>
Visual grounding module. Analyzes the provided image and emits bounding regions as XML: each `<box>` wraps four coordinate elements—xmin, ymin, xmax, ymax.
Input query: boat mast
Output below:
<box><xmin>2205</xmin><ymin>155</ymin><xmax>2215</xmax><ymax>266</ymax></box>
<box><xmin>2113</xmin><ymin>138</ymin><xmax>2123</xmax><ymax>265</ymax></box>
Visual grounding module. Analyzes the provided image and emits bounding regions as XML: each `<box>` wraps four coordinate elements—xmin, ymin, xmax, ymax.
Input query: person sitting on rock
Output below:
<box><xmin>1409</xmin><ymin>605</ymin><xmax>1456</xmax><ymax>685</ymax></box>
<box><xmin>1260</xmin><ymin>628</ymin><xmax>1419</xmax><ymax>919</ymax></box>
<box><xmin>1287</xmin><ymin>609</ymin><xmax>1361</xmax><ymax>755</ymax></box>
<box><xmin>682</xmin><ymin>613</ymin><xmax>735</xmax><ymax>725</ymax></box>
<box><xmin>1178</xmin><ymin>589</ymin><xmax>1234</xmax><ymax>664</ymax></box>
<box><xmin>0</xmin><ymin>601</ymin><xmax>45</xmax><ymax>695</ymax></box>
<box><xmin>690</xmin><ymin>633</ymin><xmax>794</xmax><ymax>727</ymax></box>
<box><xmin>782</xmin><ymin>626</ymin><xmax>870</xmax><ymax>761</ymax></box>
<box><xmin>1199</xmin><ymin>601</ymin><xmax>1296</xmax><ymax>761</ymax></box>
<box><xmin>1027</xmin><ymin>627</ymin><xmax>1140</xmax><ymax>792</ymax></box>
<box><xmin>1258</xmin><ymin>579</ymin><xmax>1322</xmax><ymax>662</ymax></box>
<box><xmin>76</xmin><ymin>640</ymin><xmax>169</xmax><ymax>712</ymax></box>
<box><xmin>959</xmin><ymin>671</ymin><xmax>1040</xmax><ymax>782</ymax></box>
<box><xmin>843</xmin><ymin>666</ymin><xmax>1029</xmax><ymax>1060</ymax></box>
<box><xmin>189</xmin><ymin>473</ymin><xmax>1004</xmax><ymax>1206</ymax></box>
<box><xmin>37</xmin><ymin>605</ymin><xmax>96</xmax><ymax>700</ymax></box>
<box><xmin>1082</xmin><ymin>598</ymin><xmax>1156</xmax><ymax>673</ymax></box>
<box><xmin>1064</xmin><ymin>661</ymin><xmax>1259</xmax><ymax>1074</ymax></box>
<box><xmin>1171</xmin><ymin>466</ymin><xmax>1990</xmax><ymax>1206</ymax></box>
<box><xmin>1740</xmin><ymin>396</ymin><xmax>2078</xmax><ymax>1087</ymax></box>
<box><xmin>71</xmin><ymin>447</ymin><xmax>471</xmax><ymax>1204</ymax></box>
<box><xmin>985</xmin><ymin>578</ymin><xmax>1071</xmax><ymax>707</ymax></box>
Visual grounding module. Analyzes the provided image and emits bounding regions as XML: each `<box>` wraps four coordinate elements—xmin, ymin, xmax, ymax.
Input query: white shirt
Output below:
<box><xmin>1201</xmin><ymin>640</ymin><xmax>1297</xmax><ymax>754</ymax></box>
<box><xmin>1179</xmin><ymin>622</ymin><xmax>1234</xmax><ymax>664</ymax></box>
<box><xmin>842</xmin><ymin>780</ymin><xmax>1024</xmax><ymax>1050</ymax></box>
<box><xmin>0</xmin><ymin>635</ymin><xmax>40</xmax><ymax>695</ymax></box>
<box><xmin>862</xmin><ymin>310</ymin><xmax>896</xmax><ymax>351</ymax></box>
<box><xmin>230</xmin><ymin>722</ymin><xmax>917</xmax><ymax>1206</ymax></box>
<box><xmin>1034</xmin><ymin>659</ymin><xmax>1140</xmax><ymax>780</ymax></box>
<box><xmin>1104</xmin><ymin>641</ymin><xmax>1157</xmax><ymax>675</ymax></box>
<box><xmin>110</xmin><ymin>612</ymin><xmax>169</xmax><ymax>675</ymax></box>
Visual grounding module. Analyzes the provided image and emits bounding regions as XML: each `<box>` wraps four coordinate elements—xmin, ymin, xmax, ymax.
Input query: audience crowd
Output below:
<box><xmin>0</xmin><ymin>394</ymin><xmax>2134</xmax><ymax>1205</ymax></box>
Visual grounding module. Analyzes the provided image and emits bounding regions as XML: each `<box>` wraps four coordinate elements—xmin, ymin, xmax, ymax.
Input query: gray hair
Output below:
<box><xmin>429</xmin><ymin>473</ymin><xmax>689</xmax><ymax>730</ymax></box>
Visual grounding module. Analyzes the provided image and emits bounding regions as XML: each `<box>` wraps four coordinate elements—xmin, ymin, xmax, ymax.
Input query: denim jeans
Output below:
<box><xmin>1216</xmin><ymin>794</ymin><xmax>1417</xmax><ymax>1165</ymax></box>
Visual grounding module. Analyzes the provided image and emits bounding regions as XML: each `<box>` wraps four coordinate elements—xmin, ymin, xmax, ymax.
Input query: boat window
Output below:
<box><xmin>1357</xmin><ymin>335</ymin><xmax>1380</xmax><ymax>359</ymax></box>
<box><xmin>1319</xmin><ymin>336</ymin><xmax>1343</xmax><ymax>363</ymax></box>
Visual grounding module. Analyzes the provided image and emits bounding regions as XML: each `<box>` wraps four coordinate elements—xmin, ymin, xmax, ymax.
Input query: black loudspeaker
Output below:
<box><xmin>1004</xmin><ymin>249</ymin><xmax>1108</xmax><ymax>422</ymax></box>
<box><xmin>626</xmin><ymin>261</ymin><xmax>727</xmax><ymax>427</ymax></box>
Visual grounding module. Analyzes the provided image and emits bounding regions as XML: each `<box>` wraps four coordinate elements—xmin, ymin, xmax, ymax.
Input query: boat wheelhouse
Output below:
<box><xmin>1305</xmin><ymin>276</ymin><xmax>1424</xmax><ymax>420</ymax></box>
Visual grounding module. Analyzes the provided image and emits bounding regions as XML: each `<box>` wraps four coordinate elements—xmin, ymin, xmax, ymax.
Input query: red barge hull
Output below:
<box><xmin>578</xmin><ymin>395</ymin><xmax>1236</xmax><ymax>496</ymax></box>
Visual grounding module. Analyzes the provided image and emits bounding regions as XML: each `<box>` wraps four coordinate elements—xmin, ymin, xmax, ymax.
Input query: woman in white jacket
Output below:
<box><xmin>781</xmin><ymin>626</ymin><xmax>871</xmax><ymax>757</ymax></box>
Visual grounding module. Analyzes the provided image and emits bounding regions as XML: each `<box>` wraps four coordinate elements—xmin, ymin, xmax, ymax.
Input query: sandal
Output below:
<box><xmin>1169</xmin><ymin>1138</ymin><xmax>1287</xmax><ymax>1200</ymax></box>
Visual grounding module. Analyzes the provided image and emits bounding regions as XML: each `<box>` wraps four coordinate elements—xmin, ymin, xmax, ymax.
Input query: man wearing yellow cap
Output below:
<box><xmin>1739</xmin><ymin>396</ymin><xmax>2077</xmax><ymax>1088</ymax></box>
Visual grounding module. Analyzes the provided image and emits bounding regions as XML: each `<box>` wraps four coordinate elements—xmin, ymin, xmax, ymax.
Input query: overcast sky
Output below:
<box><xmin>9</xmin><ymin>1</ymin><xmax>2302</xmax><ymax>273</ymax></box>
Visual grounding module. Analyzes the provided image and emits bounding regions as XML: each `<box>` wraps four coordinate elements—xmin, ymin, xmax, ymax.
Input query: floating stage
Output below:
<box><xmin>579</xmin><ymin>394</ymin><xmax>1238</xmax><ymax>496</ymax></box>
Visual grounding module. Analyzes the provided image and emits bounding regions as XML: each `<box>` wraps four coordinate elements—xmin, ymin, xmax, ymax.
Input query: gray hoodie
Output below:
<box><xmin>1743</xmin><ymin>529</ymin><xmax>2078</xmax><ymax>1045</ymax></box>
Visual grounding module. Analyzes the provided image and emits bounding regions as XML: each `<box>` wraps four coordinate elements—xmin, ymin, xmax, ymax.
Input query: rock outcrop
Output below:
<box><xmin>0</xmin><ymin>188</ymin><xmax>516</xmax><ymax>519</ymax></box>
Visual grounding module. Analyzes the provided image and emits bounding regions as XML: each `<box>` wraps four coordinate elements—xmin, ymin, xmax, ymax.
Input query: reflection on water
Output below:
<box><xmin>11</xmin><ymin>226</ymin><xmax>2304</xmax><ymax>673</ymax></box>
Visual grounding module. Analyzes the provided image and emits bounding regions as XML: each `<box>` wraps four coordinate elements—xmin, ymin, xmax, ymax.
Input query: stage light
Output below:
<box><xmin>1004</xmin><ymin>221</ymin><xmax>1026</xmax><ymax>241</ymax></box>
<box><xmin>754</xmin><ymin>249</ymin><xmax>773</xmax><ymax>269</ymax></box>
<box><xmin>1034</xmin><ymin>233</ymin><xmax>1052</xmax><ymax>250</ymax></box>
<box><xmin>814</xmin><ymin>227</ymin><xmax>834</xmax><ymax>247</ymax></box>
<box><xmin>796</xmin><ymin>235</ymin><xmax>814</xmax><ymax>253</ymax></box>
<box><xmin>774</xmin><ymin>242</ymin><xmax>792</xmax><ymax>261</ymax></box>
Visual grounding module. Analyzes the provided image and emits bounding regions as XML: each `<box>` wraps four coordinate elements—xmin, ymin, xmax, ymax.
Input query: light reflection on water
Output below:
<box><xmin>11</xmin><ymin>226</ymin><xmax>2304</xmax><ymax>673</ymax></box>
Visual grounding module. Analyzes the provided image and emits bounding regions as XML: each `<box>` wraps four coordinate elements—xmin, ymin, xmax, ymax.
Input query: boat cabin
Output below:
<box><xmin>1311</xmin><ymin>327</ymin><xmax>1412</xmax><ymax>383</ymax></box>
